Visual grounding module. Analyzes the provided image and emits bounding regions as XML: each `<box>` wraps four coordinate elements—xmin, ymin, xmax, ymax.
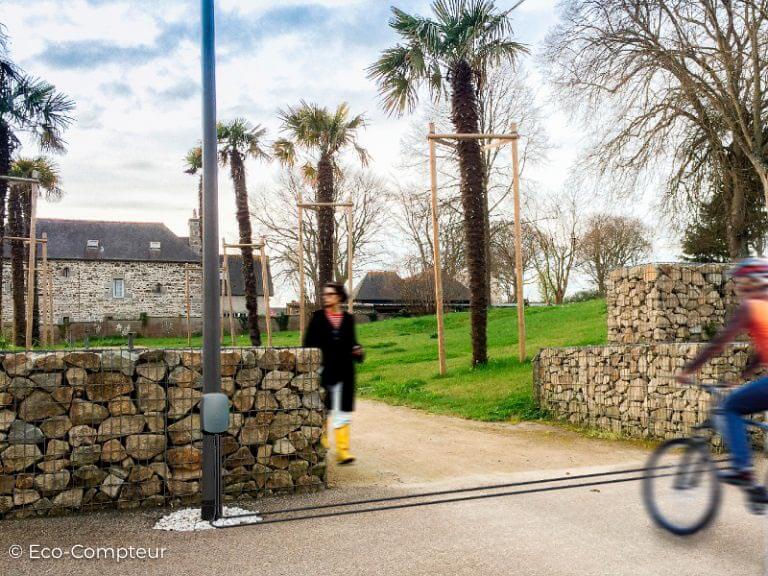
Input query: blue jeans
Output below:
<box><xmin>721</xmin><ymin>376</ymin><xmax>768</xmax><ymax>470</ymax></box>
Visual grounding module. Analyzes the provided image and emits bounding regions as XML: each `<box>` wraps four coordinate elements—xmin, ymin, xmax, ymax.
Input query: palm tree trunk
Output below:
<box><xmin>0</xmin><ymin>121</ymin><xmax>9</xmax><ymax>339</ymax></box>
<box><xmin>450</xmin><ymin>59</ymin><xmax>489</xmax><ymax>366</ymax></box>
<box><xmin>229</xmin><ymin>151</ymin><xmax>261</xmax><ymax>346</ymax></box>
<box><xmin>316</xmin><ymin>154</ymin><xmax>335</xmax><ymax>305</ymax></box>
<box><xmin>8</xmin><ymin>187</ymin><xmax>24</xmax><ymax>346</ymax></box>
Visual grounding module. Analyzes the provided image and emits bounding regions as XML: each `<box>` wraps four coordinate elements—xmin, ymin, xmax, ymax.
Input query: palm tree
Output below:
<box><xmin>9</xmin><ymin>156</ymin><xmax>62</xmax><ymax>345</ymax></box>
<box><xmin>184</xmin><ymin>144</ymin><xmax>203</xmax><ymax>246</ymax></box>
<box><xmin>273</xmin><ymin>101</ymin><xmax>369</xmax><ymax>304</ymax></box>
<box><xmin>368</xmin><ymin>0</ymin><xmax>527</xmax><ymax>366</ymax></box>
<box><xmin>1</xmin><ymin>27</ymin><xmax>73</xmax><ymax>345</ymax></box>
<box><xmin>217</xmin><ymin>119</ymin><xmax>269</xmax><ymax>346</ymax></box>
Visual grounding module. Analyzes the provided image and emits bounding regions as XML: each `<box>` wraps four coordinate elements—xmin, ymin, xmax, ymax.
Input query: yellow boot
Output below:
<box><xmin>334</xmin><ymin>424</ymin><xmax>356</xmax><ymax>465</ymax></box>
<box><xmin>321</xmin><ymin>419</ymin><xmax>330</xmax><ymax>449</ymax></box>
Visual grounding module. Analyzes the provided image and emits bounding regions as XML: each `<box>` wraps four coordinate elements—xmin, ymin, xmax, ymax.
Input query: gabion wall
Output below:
<box><xmin>606</xmin><ymin>263</ymin><xmax>735</xmax><ymax>344</ymax></box>
<box><xmin>0</xmin><ymin>347</ymin><xmax>326</xmax><ymax>519</ymax></box>
<box><xmin>533</xmin><ymin>343</ymin><xmax>757</xmax><ymax>442</ymax></box>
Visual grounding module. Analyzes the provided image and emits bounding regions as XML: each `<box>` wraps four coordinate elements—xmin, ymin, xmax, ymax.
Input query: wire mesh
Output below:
<box><xmin>0</xmin><ymin>346</ymin><xmax>325</xmax><ymax>519</ymax></box>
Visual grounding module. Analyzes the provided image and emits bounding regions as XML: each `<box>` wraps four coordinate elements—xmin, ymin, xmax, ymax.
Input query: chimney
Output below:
<box><xmin>188</xmin><ymin>209</ymin><xmax>202</xmax><ymax>253</ymax></box>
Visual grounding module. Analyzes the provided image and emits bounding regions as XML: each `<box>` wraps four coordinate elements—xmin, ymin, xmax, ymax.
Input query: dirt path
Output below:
<box><xmin>0</xmin><ymin>400</ymin><xmax>764</xmax><ymax>576</ymax></box>
<box><xmin>331</xmin><ymin>400</ymin><xmax>650</xmax><ymax>488</ymax></box>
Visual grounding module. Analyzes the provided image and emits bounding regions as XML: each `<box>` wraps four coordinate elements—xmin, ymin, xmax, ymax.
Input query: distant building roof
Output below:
<box><xmin>353</xmin><ymin>271</ymin><xmax>404</xmax><ymax>302</ymax></box>
<box><xmin>18</xmin><ymin>219</ymin><xmax>202</xmax><ymax>263</ymax></box>
<box><xmin>354</xmin><ymin>269</ymin><xmax>469</xmax><ymax>304</ymax></box>
<box><xmin>224</xmin><ymin>254</ymin><xmax>274</xmax><ymax>297</ymax></box>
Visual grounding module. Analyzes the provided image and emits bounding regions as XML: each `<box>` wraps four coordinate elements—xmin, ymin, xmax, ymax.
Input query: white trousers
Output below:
<box><xmin>329</xmin><ymin>383</ymin><xmax>351</xmax><ymax>429</ymax></box>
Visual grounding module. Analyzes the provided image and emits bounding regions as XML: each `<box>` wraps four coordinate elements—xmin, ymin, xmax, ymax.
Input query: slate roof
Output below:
<box><xmin>353</xmin><ymin>271</ymin><xmax>404</xmax><ymax>302</ymax></box>
<box><xmin>224</xmin><ymin>254</ymin><xmax>274</xmax><ymax>297</ymax></box>
<box><xmin>24</xmin><ymin>219</ymin><xmax>202</xmax><ymax>263</ymax></box>
<box><xmin>354</xmin><ymin>269</ymin><xmax>470</xmax><ymax>303</ymax></box>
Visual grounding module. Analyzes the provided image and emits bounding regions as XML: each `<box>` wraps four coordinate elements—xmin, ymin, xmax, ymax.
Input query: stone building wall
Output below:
<box><xmin>1</xmin><ymin>260</ymin><xmax>203</xmax><ymax>323</ymax></box>
<box><xmin>606</xmin><ymin>263</ymin><xmax>736</xmax><ymax>345</ymax></box>
<box><xmin>533</xmin><ymin>343</ymin><xmax>758</xmax><ymax>441</ymax></box>
<box><xmin>0</xmin><ymin>346</ymin><xmax>326</xmax><ymax>519</ymax></box>
<box><xmin>1</xmin><ymin>260</ymin><xmax>269</xmax><ymax>325</ymax></box>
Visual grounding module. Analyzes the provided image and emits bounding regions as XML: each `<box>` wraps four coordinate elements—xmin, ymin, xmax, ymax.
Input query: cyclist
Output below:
<box><xmin>677</xmin><ymin>258</ymin><xmax>768</xmax><ymax>504</ymax></box>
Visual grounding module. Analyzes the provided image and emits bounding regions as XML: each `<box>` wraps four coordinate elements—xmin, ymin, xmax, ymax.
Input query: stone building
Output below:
<box><xmin>1</xmin><ymin>214</ymin><xmax>272</xmax><ymax>334</ymax></box>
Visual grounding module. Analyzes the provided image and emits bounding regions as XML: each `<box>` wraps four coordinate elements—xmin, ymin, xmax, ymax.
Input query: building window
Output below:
<box><xmin>112</xmin><ymin>278</ymin><xmax>125</xmax><ymax>299</ymax></box>
<box><xmin>61</xmin><ymin>267</ymin><xmax>70</xmax><ymax>278</ymax></box>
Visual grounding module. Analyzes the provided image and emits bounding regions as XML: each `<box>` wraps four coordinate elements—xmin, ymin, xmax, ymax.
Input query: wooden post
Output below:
<box><xmin>259</xmin><ymin>238</ymin><xmax>272</xmax><ymax>347</ymax></box>
<box><xmin>297</xmin><ymin>198</ymin><xmax>306</xmax><ymax>339</ymax></box>
<box><xmin>40</xmin><ymin>232</ymin><xmax>49</xmax><ymax>347</ymax></box>
<box><xmin>185</xmin><ymin>265</ymin><xmax>192</xmax><ymax>347</ymax></box>
<box><xmin>222</xmin><ymin>239</ymin><xmax>236</xmax><ymax>346</ymax></box>
<box><xmin>25</xmin><ymin>182</ymin><xmax>38</xmax><ymax>350</ymax></box>
<box><xmin>511</xmin><ymin>124</ymin><xmax>526</xmax><ymax>362</ymax></box>
<box><xmin>428</xmin><ymin>122</ymin><xmax>447</xmax><ymax>375</ymax></box>
<box><xmin>347</xmin><ymin>206</ymin><xmax>354</xmax><ymax>313</ymax></box>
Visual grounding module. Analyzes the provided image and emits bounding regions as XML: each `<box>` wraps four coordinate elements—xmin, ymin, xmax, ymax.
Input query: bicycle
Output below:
<box><xmin>641</xmin><ymin>383</ymin><xmax>768</xmax><ymax>536</ymax></box>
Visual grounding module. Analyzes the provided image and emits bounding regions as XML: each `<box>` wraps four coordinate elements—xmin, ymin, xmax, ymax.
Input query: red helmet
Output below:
<box><xmin>730</xmin><ymin>258</ymin><xmax>768</xmax><ymax>292</ymax></box>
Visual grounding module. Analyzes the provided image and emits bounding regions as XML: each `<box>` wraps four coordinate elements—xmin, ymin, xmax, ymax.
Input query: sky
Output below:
<box><xmin>1</xmin><ymin>0</ymin><xmax>676</xmax><ymax>303</ymax></box>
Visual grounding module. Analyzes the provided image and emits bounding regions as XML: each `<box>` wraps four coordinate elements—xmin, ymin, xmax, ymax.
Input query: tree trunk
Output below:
<box><xmin>229</xmin><ymin>151</ymin><xmax>261</xmax><ymax>346</ymax></box>
<box><xmin>0</xmin><ymin>121</ymin><xmax>9</xmax><ymax>340</ymax></box>
<box><xmin>450</xmin><ymin>59</ymin><xmax>489</xmax><ymax>366</ymax></box>
<box><xmin>8</xmin><ymin>187</ymin><xmax>24</xmax><ymax>346</ymax></box>
<box><xmin>316</xmin><ymin>154</ymin><xmax>335</xmax><ymax>305</ymax></box>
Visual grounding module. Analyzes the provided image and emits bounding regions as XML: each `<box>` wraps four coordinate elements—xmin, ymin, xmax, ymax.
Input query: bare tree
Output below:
<box><xmin>531</xmin><ymin>192</ymin><xmax>581</xmax><ymax>305</ymax></box>
<box><xmin>390</xmin><ymin>182</ymin><xmax>466</xmax><ymax>280</ymax></box>
<box><xmin>543</xmin><ymin>0</ymin><xmax>768</xmax><ymax>258</ymax></box>
<box><xmin>489</xmin><ymin>219</ymin><xmax>537</xmax><ymax>303</ymax></box>
<box><xmin>251</xmin><ymin>168</ymin><xmax>388</xmax><ymax>302</ymax></box>
<box><xmin>577</xmin><ymin>214</ymin><xmax>652</xmax><ymax>295</ymax></box>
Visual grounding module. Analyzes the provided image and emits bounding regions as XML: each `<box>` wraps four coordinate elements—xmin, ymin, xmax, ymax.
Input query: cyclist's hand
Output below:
<box><xmin>676</xmin><ymin>372</ymin><xmax>694</xmax><ymax>386</ymax></box>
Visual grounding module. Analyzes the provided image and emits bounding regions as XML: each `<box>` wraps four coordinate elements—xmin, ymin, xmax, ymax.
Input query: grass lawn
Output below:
<box><xmin>64</xmin><ymin>299</ymin><xmax>607</xmax><ymax>422</ymax></box>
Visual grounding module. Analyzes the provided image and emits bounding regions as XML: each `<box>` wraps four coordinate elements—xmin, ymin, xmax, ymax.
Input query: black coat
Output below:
<box><xmin>303</xmin><ymin>309</ymin><xmax>359</xmax><ymax>412</ymax></box>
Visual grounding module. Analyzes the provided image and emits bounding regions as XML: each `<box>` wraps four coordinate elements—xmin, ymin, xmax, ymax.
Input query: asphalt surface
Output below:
<box><xmin>0</xmin><ymin>400</ymin><xmax>765</xmax><ymax>576</ymax></box>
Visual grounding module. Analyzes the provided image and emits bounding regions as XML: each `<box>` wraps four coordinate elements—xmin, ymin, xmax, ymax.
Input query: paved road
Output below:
<box><xmin>0</xmin><ymin>400</ymin><xmax>765</xmax><ymax>576</ymax></box>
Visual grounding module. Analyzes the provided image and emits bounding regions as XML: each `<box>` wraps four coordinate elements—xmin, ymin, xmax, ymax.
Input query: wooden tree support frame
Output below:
<box><xmin>427</xmin><ymin>122</ymin><xmax>526</xmax><ymax>374</ymax></box>
<box><xmin>221</xmin><ymin>238</ymin><xmax>273</xmax><ymax>347</ymax></box>
<box><xmin>296</xmin><ymin>198</ymin><xmax>355</xmax><ymax>338</ymax></box>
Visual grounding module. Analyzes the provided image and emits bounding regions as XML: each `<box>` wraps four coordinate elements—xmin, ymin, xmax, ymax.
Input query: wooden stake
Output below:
<box><xmin>347</xmin><ymin>206</ymin><xmax>354</xmax><ymax>313</ymax></box>
<box><xmin>428</xmin><ymin>122</ymin><xmax>447</xmax><ymax>376</ymax></box>
<box><xmin>259</xmin><ymin>238</ymin><xmax>272</xmax><ymax>347</ymax></box>
<box><xmin>40</xmin><ymin>232</ymin><xmax>49</xmax><ymax>347</ymax></box>
<box><xmin>25</xmin><ymin>182</ymin><xmax>38</xmax><ymax>350</ymax></box>
<box><xmin>297</xmin><ymin>199</ymin><xmax>306</xmax><ymax>339</ymax></box>
<box><xmin>185</xmin><ymin>265</ymin><xmax>191</xmax><ymax>347</ymax></box>
<box><xmin>511</xmin><ymin>124</ymin><xmax>526</xmax><ymax>362</ymax></box>
<box><xmin>222</xmin><ymin>239</ymin><xmax>236</xmax><ymax>346</ymax></box>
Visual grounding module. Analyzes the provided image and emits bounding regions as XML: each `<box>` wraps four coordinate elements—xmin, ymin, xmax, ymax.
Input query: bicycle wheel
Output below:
<box><xmin>642</xmin><ymin>438</ymin><xmax>721</xmax><ymax>536</ymax></box>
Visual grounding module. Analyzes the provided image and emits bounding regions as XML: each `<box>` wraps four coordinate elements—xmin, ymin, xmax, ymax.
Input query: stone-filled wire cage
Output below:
<box><xmin>0</xmin><ymin>347</ymin><xmax>326</xmax><ymax>519</ymax></box>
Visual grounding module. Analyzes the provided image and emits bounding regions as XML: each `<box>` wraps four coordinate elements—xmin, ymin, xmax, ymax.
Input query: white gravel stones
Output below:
<box><xmin>153</xmin><ymin>506</ymin><xmax>261</xmax><ymax>531</ymax></box>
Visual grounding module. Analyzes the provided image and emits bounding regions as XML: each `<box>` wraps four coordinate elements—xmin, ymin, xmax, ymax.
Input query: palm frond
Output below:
<box><xmin>184</xmin><ymin>145</ymin><xmax>203</xmax><ymax>174</ymax></box>
<box><xmin>10</xmin><ymin>156</ymin><xmax>63</xmax><ymax>201</ymax></box>
<box><xmin>273</xmin><ymin>138</ymin><xmax>297</xmax><ymax>167</ymax></box>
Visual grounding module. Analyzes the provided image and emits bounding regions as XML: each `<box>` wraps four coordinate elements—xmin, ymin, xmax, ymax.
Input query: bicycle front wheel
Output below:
<box><xmin>642</xmin><ymin>438</ymin><xmax>721</xmax><ymax>536</ymax></box>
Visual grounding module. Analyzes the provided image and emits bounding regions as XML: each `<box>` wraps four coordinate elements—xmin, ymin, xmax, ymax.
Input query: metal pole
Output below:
<box><xmin>428</xmin><ymin>122</ymin><xmax>447</xmax><ymax>375</ymax></box>
<box><xmin>259</xmin><ymin>238</ymin><xmax>272</xmax><ymax>347</ymax></box>
<box><xmin>200</xmin><ymin>0</ymin><xmax>222</xmax><ymax>523</ymax></box>
<box><xmin>25</xmin><ymin>180</ymin><xmax>38</xmax><ymax>350</ymax></box>
<box><xmin>347</xmin><ymin>206</ymin><xmax>354</xmax><ymax>313</ymax></box>
<box><xmin>41</xmin><ymin>232</ymin><xmax>49</xmax><ymax>347</ymax></box>
<box><xmin>510</xmin><ymin>124</ymin><xmax>526</xmax><ymax>363</ymax></box>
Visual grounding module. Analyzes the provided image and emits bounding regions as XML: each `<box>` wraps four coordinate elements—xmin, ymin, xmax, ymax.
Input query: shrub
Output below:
<box><xmin>565</xmin><ymin>289</ymin><xmax>602</xmax><ymax>303</ymax></box>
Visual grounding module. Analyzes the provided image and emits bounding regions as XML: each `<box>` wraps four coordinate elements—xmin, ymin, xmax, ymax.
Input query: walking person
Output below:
<box><xmin>303</xmin><ymin>282</ymin><xmax>364</xmax><ymax>464</ymax></box>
